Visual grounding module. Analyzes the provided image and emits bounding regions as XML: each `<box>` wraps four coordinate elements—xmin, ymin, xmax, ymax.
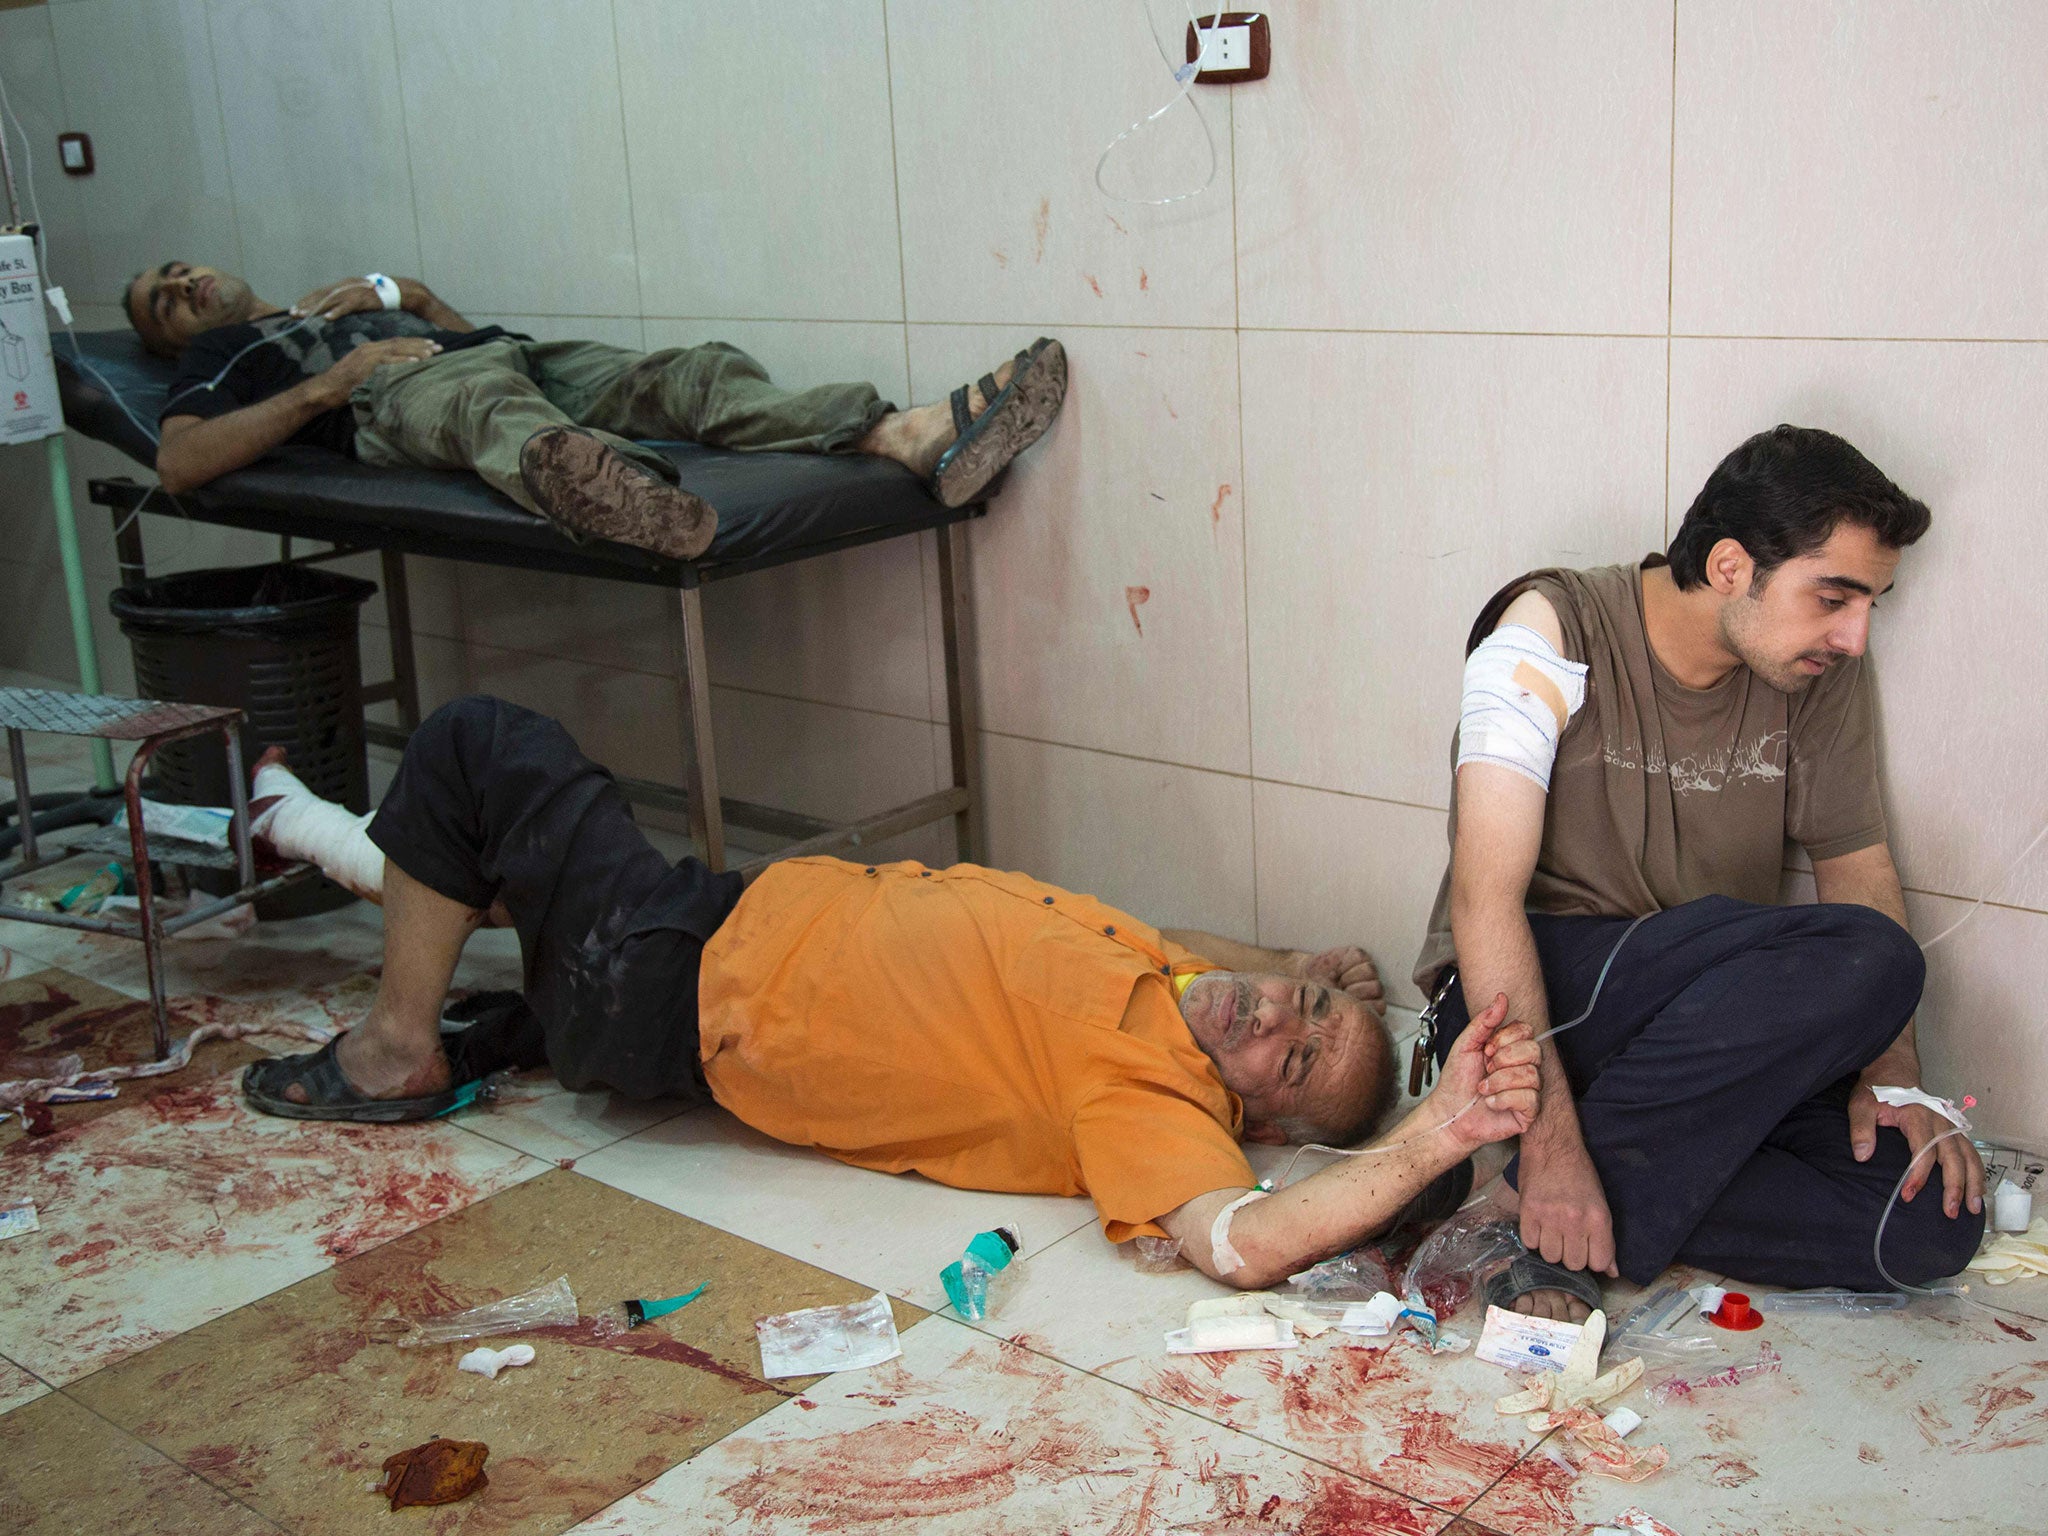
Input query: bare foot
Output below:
<box><xmin>859</xmin><ymin>354</ymin><xmax>1021</xmax><ymax>475</ymax></box>
<box><xmin>1475</xmin><ymin>1175</ymin><xmax>1594</xmax><ymax>1323</ymax></box>
<box><xmin>280</xmin><ymin>1019</ymin><xmax>452</xmax><ymax>1105</ymax></box>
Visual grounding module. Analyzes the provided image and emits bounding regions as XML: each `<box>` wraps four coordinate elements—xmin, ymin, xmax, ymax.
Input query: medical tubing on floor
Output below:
<box><xmin>1275</xmin><ymin>913</ymin><xmax>1653</xmax><ymax>1188</ymax></box>
<box><xmin>1871</xmin><ymin>1124</ymin><xmax>2048</xmax><ymax>1327</ymax></box>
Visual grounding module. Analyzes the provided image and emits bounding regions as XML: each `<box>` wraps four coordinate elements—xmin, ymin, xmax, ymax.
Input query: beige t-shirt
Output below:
<box><xmin>1414</xmin><ymin>559</ymin><xmax>1888</xmax><ymax>990</ymax></box>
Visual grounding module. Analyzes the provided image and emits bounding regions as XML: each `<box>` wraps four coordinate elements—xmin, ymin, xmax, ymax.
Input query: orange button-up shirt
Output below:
<box><xmin>698</xmin><ymin>857</ymin><xmax>1254</xmax><ymax>1241</ymax></box>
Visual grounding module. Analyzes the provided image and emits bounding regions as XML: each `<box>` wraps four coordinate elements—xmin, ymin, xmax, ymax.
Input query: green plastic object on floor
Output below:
<box><xmin>625</xmin><ymin>1284</ymin><xmax>707</xmax><ymax>1328</ymax></box>
<box><xmin>941</xmin><ymin>1225</ymin><xmax>1022</xmax><ymax>1321</ymax></box>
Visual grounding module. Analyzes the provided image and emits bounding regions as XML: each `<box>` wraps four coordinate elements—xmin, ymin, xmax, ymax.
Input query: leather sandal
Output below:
<box><xmin>242</xmin><ymin>1037</ymin><xmax>479</xmax><ymax>1124</ymax></box>
<box><xmin>1483</xmin><ymin>1254</ymin><xmax>1605</xmax><ymax>1314</ymax></box>
<box><xmin>931</xmin><ymin>338</ymin><xmax>1068</xmax><ymax>508</ymax></box>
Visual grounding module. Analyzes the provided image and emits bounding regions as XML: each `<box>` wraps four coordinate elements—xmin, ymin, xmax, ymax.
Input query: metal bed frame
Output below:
<box><xmin>90</xmin><ymin>475</ymin><xmax>987</xmax><ymax>879</ymax></box>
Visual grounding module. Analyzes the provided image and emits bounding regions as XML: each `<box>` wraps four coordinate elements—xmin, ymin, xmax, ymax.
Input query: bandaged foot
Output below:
<box><xmin>250</xmin><ymin>750</ymin><xmax>384</xmax><ymax>900</ymax></box>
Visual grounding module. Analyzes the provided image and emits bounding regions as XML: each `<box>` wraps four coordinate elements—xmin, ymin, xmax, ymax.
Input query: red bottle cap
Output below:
<box><xmin>1710</xmin><ymin>1291</ymin><xmax>1762</xmax><ymax>1330</ymax></box>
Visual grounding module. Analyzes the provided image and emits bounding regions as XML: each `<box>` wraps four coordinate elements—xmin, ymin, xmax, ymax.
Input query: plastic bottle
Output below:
<box><xmin>940</xmin><ymin>1224</ymin><xmax>1022</xmax><ymax>1321</ymax></box>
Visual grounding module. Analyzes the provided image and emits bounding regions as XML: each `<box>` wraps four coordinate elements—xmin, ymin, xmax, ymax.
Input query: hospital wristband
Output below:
<box><xmin>364</xmin><ymin>273</ymin><xmax>402</xmax><ymax>311</ymax></box>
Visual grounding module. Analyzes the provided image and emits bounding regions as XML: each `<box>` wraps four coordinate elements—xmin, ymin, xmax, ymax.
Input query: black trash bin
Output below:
<box><xmin>110</xmin><ymin>562</ymin><xmax>378</xmax><ymax>918</ymax></box>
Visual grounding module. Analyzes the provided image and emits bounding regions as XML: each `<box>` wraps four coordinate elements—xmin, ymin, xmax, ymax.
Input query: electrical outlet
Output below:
<box><xmin>1198</xmin><ymin>22</ymin><xmax>1252</xmax><ymax>72</ymax></box>
<box><xmin>1186</xmin><ymin>12</ymin><xmax>1271</xmax><ymax>85</ymax></box>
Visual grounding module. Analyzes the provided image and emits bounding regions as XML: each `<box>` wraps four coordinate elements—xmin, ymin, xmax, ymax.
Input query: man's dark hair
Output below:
<box><xmin>1667</xmin><ymin>425</ymin><xmax>1931</xmax><ymax>590</ymax></box>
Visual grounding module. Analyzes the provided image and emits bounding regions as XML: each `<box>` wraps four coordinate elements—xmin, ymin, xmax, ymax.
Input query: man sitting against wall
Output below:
<box><xmin>1416</xmin><ymin>425</ymin><xmax>1985</xmax><ymax>1320</ymax></box>
<box><xmin>236</xmin><ymin>696</ymin><xmax>1542</xmax><ymax>1288</ymax></box>
<box><xmin>124</xmin><ymin>262</ymin><xmax>1067</xmax><ymax>559</ymax></box>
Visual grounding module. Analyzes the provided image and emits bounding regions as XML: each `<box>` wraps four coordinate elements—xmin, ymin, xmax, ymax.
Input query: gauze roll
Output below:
<box><xmin>250</xmin><ymin>761</ymin><xmax>384</xmax><ymax>898</ymax></box>
<box><xmin>1457</xmin><ymin>623</ymin><xmax>1588</xmax><ymax>792</ymax></box>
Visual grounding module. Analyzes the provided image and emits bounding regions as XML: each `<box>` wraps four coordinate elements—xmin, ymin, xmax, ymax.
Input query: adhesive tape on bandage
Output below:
<box><xmin>1210</xmin><ymin>1188</ymin><xmax>1267</xmax><ymax>1276</ymax></box>
<box><xmin>1457</xmin><ymin>623</ymin><xmax>1588</xmax><ymax>792</ymax></box>
<box><xmin>364</xmin><ymin>273</ymin><xmax>402</xmax><ymax>311</ymax></box>
<box><xmin>250</xmin><ymin>762</ymin><xmax>384</xmax><ymax>897</ymax></box>
<box><xmin>1870</xmin><ymin>1085</ymin><xmax>1972</xmax><ymax>1131</ymax></box>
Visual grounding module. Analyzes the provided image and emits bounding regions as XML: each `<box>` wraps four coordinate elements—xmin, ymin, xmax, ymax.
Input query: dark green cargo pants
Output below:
<box><xmin>351</xmin><ymin>337</ymin><xmax>892</xmax><ymax>516</ymax></box>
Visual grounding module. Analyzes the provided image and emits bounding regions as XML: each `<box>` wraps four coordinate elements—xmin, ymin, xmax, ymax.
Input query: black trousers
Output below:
<box><xmin>368</xmin><ymin>695</ymin><xmax>743</xmax><ymax>1101</ymax></box>
<box><xmin>1431</xmin><ymin>895</ymin><xmax>1984</xmax><ymax>1289</ymax></box>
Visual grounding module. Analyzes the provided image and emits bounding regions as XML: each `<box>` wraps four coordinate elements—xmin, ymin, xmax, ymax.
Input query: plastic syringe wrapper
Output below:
<box><xmin>395</xmin><ymin>1275</ymin><xmax>578</xmax><ymax>1348</ymax></box>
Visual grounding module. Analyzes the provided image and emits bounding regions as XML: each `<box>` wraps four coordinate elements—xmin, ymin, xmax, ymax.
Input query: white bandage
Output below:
<box><xmin>364</xmin><ymin>273</ymin><xmax>402</xmax><ymax>310</ymax></box>
<box><xmin>1209</xmin><ymin>1188</ymin><xmax>1268</xmax><ymax>1276</ymax></box>
<box><xmin>1870</xmin><ymin>1085</ymin><xmax>1972</xmax><ymax>1131</ymax></box>
<box><xmin>1457</xmin><ymin>624</ymin><xmax>1588</xmax><ymax>792</ymax></box>
<box><xmin>250</xmin><ymin>761</ymin><xmax>384</xmax><ymax>899</ymax></box>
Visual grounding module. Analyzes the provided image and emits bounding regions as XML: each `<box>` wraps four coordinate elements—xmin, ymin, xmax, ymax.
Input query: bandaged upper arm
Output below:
<box><xmin>1457</xmin><ymin>623</ymin><xmax>1588</xmax><ymax>792</ymax></box>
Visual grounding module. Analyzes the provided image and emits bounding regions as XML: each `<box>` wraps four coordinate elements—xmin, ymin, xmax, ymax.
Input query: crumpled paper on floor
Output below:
<box><xmin>1968</xmin><ymin>1216</ymin><xmax>2048</xmax><ymax>1285</ymax></box>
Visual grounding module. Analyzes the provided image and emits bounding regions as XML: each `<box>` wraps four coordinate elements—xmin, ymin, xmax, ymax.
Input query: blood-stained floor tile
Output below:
<box><xmin>70</xmin><ymin>1171</ymin><xmax>920</xmax><ymax>1536</ymax></box>
<box><xmin>0</xmin><ymin>1392</ymin><xmax>283</xmax><ymax>1535</ymax></box>
<box><xmin>1466</xmin><ymin>1295</ymin><xmax>2048</xmax><ymax>1536</ymax></box>
<box><xmin>0</xmin><ymin>886</ymin><xmax>523</xmax><ymax>1055</ymax></box>
<box><xmin>0</xmin><ymin>979</ymin><xmax>540</xmax><ymax>1383</ymax></box>
<box><xmin>563</xmin><ymin>1315</ymin><xmax>1462</xmax><ymax>1536</ymax></box>
<box><xmin>457</xmin><ymin>1069</ymin><xmax>694</xmax><ymax>1166</ymax></box>
<box><xmin>0</xmin><ymin>1355</ymin><xmax>48</xmax><ymax>1415</ymax></box>
<box><xmin>0</xmin><ymin>967</ymin><xmax>273</xmax><ymax>1144</ymax></box>
<box><xmin>577</xmin><ymin>1106</ymin><xmax>1097</xmax><ymax>1313</ymax></box>
<box><xmin>966</xmin><ymin>1220</ymin><xmax>1542</xmax><ymax>1514</ymax></box>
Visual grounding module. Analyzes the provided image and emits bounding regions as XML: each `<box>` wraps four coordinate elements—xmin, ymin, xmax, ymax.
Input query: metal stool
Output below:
<box><xmin>0</xmin><ymin>686</ymin><xmax>316</xmax><ymax>1058</ymax></box>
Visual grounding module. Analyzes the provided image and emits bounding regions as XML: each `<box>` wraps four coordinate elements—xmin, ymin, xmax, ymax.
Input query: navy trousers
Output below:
<box><xmin>369</xmin><ymin>695</ymin><xmax>743</xmax><ymax>1101</ymax></box>
<box><xmin>1431</xmin><ymin>896</ymin><xmax>1984</xmax><ymax>1289</ymax></box>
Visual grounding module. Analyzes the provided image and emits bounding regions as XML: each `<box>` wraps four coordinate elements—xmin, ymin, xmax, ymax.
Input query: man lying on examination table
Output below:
<box><xmin>126</xmin><ymin>260</ymin><xmax>1067</xmax><ymax>559</ymax></box>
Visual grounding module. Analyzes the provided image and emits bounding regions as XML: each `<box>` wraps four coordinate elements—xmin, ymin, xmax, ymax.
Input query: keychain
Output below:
<box><xmin>1408</xmin><ymin>972</ymin><xmax>1455</xmax><ymax>1096</ymax></box>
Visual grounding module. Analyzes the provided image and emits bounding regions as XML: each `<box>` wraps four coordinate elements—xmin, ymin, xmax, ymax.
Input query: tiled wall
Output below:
<box><xmin>2</xmin><ymin>1</ymin><xmax>2043</xmax><ymax>1148</ymax></box>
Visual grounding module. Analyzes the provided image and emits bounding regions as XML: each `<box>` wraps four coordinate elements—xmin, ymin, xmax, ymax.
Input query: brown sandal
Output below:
<box><xmin>930</xmin><ymin>338</ymin><xmax>1069</xmax><ymax>508</ymax></box>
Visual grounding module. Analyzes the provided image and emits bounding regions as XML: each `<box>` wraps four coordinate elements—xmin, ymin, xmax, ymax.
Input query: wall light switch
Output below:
<box><xmin>57</xmin><ymin>133</ymin><xmax>93</xmax><ymax>175</ymax></box>
<box><xmin>1186</xmin><ymin>12</ymin><xmax>1270</xmax><ymax>85</ymax></box>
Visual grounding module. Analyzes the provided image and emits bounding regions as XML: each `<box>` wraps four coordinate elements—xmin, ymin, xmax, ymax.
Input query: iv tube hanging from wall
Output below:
<box><xmin>1095</xmin><ymin>0</ymin><xmax>1224</xmax><ymax>207</ymax></box>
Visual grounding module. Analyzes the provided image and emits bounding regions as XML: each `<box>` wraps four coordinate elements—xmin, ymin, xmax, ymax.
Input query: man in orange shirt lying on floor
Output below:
<box><xmin>241</xmin><ymin>696</ymin><xmax>1539</xmax><ymax>1288</ymax></box>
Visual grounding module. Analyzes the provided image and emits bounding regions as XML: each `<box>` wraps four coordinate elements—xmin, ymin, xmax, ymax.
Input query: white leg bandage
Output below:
<box><xmin>250</xmin><ymin>761</ymin><xmax>385</xmax><ymax>898</ymax></box>
<box><xmin>1457</xmin><ymin>623</ymin><xmax>1588</xmax><ymax>792</ymax></box>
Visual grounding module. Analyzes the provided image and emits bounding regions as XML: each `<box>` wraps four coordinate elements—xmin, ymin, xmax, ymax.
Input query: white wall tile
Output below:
<box><xmin>614</xmin><ymin>0</ymin><xmax>902</xmax><ymax>322</ymax></box>
<box><xmin>643</xmin><ymin>319</ymin><xmax>928</xmax><ymax>720</ymax></box>
<box><xmin>700</xmin><ymin>539</ymin><xmax>934</xmax><ymax>722</ymax></box>
<box><xmin>979</xmin><ymin>730</ymin><xmax>1255</xmax><ymax>939</ymax></box>
<box><xmin>1908</xmin><ymin>890</ymin><xmax>2048</xmax><ymax>1155</ymax></box>
<box><xmin>711</xmin><ymin>685</ymin><xmax>937</xmax><ymax>827</ymax></box>
<box><xmin>389</xmin><ymin>0</ymin><xmax>638</xmax><ymax>316</ymax></box>
<box><xmin>1234</xmin><ymin>0</ymin><xmax>1673</xmax><ymax>334</ymax></box>
<box><xmin>411</xmin><ymin>631</ymin><xmax>688</xmax><ymax>785</ymax></box>
<box><xmin>908</xmin><ymin>323</ymin><xmax>1247</xmax><ymax>771</ymax></box>
<box><xmin>451</xmin><ymin>567</ymin><xmax>670</xmax><ymax>677</ymax></box>
<box><xmin>0</xmin><ymin>5</ymin><xmax>97</xmax><ymax>301</ymax></box>
<box><xmin>888</xmin><ymin>0</ymin><xmax>1236</xmax><ymax>327</ymax></box>
<box><xmin>1669</xmin><ymin>338</ymin><xmax>2048</xmax><ymax>914</ymax></box>
<box><xmin>47</xmin><ymin>0</ymin><xmax>237</xmax><ymax>301</ymax></box>
<box><xmin>1243</xmin><ymin>329</ymin><xmax>1667</xmax><ymax>806</ymax></box>
<box><xmin>1253</xmin><ymin>780</ymin><xmax>1450</xmax><ymax>1011</ymax></box>
<box><xmin>1675</xmin><ymin>2</ymin><xmax>2048</xmax><ymax>339</ymax></box>
<box><xmin>205</xmin><ymin>0</ymin><xmax>420</xmax><ymax>306</ymax></box>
